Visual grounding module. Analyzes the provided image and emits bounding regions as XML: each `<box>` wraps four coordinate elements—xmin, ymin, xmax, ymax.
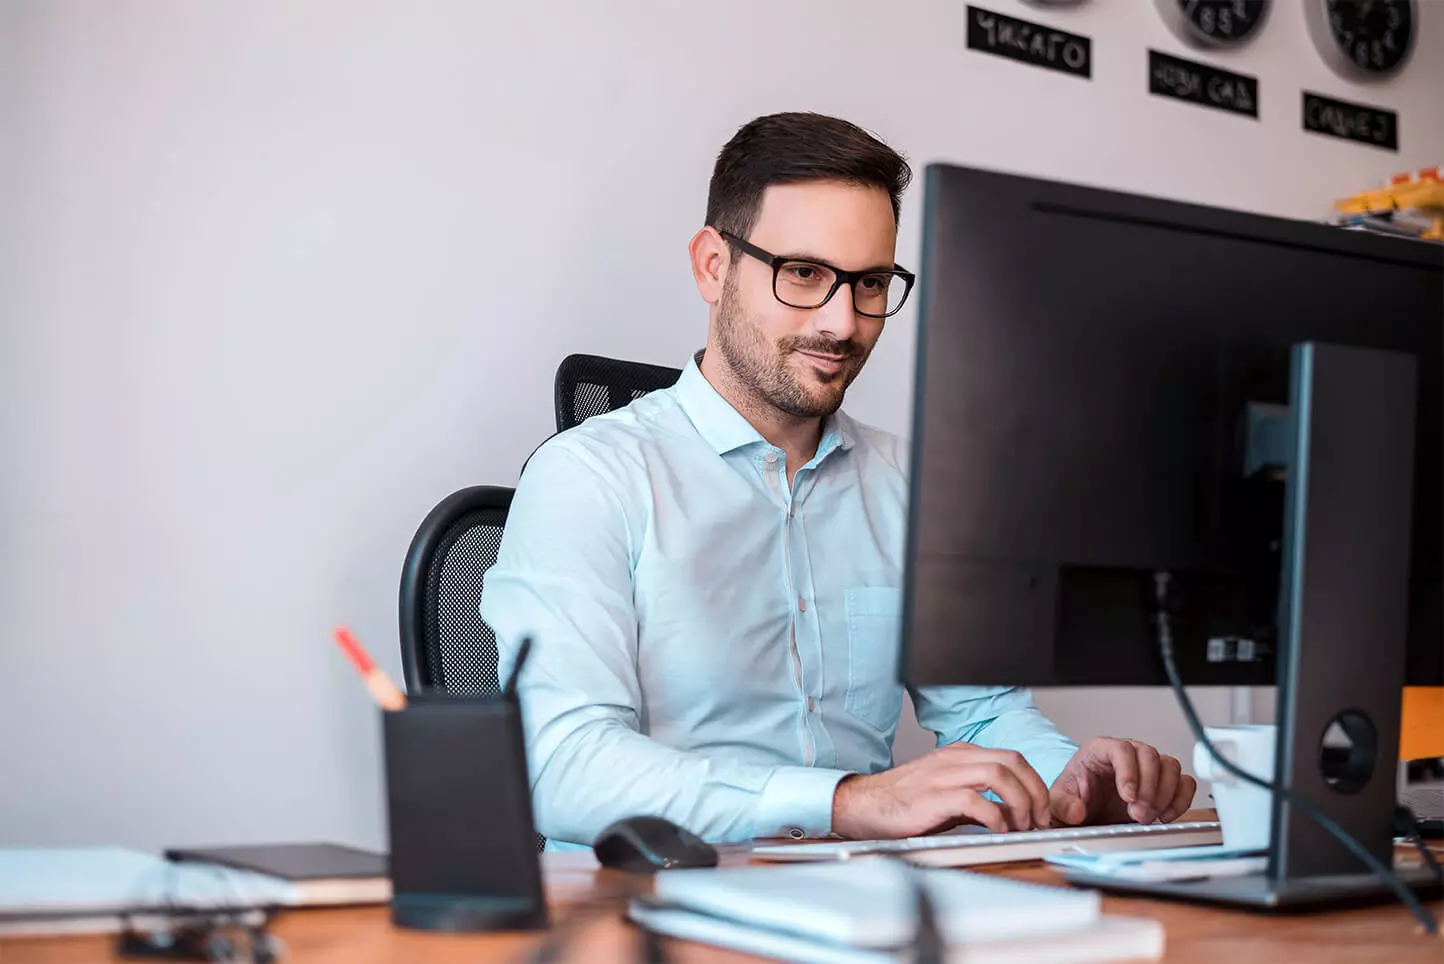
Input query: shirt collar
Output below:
<box><xmin>675</xmin><ymin>350</ymin><xmax>856</xmax><ymax>458</ymax></box>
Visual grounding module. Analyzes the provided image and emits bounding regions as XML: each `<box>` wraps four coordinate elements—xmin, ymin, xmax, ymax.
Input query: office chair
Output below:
<box><xmin>398</xmin><ymin>484</ymin><xmax>547</xmax><ymax>851</ymax></box>
<box><xmin>399</xmin><ymin>485</ymin><xmax>515</xmax><ymax>697</ymax></box>
<box><xmin>553</xmin><ymin>353</ymin><xmax>682</xmax><ymax>431</ymax></box>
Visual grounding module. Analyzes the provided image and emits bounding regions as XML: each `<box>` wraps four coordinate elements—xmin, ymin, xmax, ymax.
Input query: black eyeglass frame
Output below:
<box><xmin>716</xmin><ymin>229</ymin><xmax>916</xmax><ymax>319</ymax></box>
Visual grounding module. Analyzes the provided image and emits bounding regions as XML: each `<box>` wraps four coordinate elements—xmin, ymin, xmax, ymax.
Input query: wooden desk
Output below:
<box><xmin>4</xmin><ymin>838</ymin><xmax>1441</xmax><ymax>963</ymax></box>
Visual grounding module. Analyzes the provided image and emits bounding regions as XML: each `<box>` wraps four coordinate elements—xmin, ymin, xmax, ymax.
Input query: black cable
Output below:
<box><xmin>636</xmin><ymin>920</ymin><xmax>670</xmax><ymax>964</ymax></box>
<box><xmin>907</xmin><ymin>870</ymin><xmax>944</xmax><ymax>964</ymax></box>
<box><xmin>1396</xmin><ymin>805</ymin><xmax>1444</xmax><ymax>884</ymax></box>
<box><xmin>524</xmin><ymin>877</ymin><xmax>642</xmax><ymax>964</ymax></box>
<box><xmin>1151</xmin><ymin>571</ymin><xmax>1438</xmax><ymax>935</ymax></box>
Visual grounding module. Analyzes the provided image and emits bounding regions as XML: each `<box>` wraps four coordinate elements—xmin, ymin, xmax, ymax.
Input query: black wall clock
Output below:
<box><xmin>1305</xmin><ymin>0</ymin><xmax>1415</xmax><ymax>80</ymax></box>
<box><xmin>1156</xmin><ymin>0</ymin><xmax>1272</xmax><ymax>49</ymax></box>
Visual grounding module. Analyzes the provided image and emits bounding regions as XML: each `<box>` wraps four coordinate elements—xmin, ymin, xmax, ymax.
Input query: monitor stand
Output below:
<box><xmin>1073</xmin><ymin>343</ymin><xmax>1440</xmax><ymax>911</ymax></box>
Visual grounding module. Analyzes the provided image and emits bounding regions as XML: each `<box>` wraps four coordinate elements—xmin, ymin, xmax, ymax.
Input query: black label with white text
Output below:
<box><xmin>966</xmin><ymin>6</ymin><xmax>1091</xmax><ymax>79</ymax></box>
<box><xmin>1149</xmin><ymin>50</ymin><xmax>1258</xmax><ymax>119</ymax></box>
<box><xmin>1302</xmin><ymin>92</ymin><xmax>1398</xmax><ymax>151</ymax></box>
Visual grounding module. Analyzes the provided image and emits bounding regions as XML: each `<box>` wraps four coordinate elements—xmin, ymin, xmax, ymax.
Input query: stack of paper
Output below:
<box><xmin>628</xmin><ymin>861</ymin><xmax>1164</xmax><ymax>963</ymax></box>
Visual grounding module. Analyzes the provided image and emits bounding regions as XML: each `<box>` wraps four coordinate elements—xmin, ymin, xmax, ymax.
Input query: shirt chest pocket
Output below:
<box><xmin>844</xmin><ymin>586</ymin><xmax>905</xmax><ymax>732</ymax></box>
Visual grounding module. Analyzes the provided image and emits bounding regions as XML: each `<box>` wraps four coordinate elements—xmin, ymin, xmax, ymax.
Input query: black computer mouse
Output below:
<box><xmin>592</xmin><ymin>815</ymin><xmax>719</xmax><ymax>874</ymax></box>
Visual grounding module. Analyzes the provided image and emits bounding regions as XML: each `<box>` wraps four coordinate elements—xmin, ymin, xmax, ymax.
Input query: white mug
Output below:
<box><xmin>1193</xmin><ymin>724</ymin><xmax>1277</xmax><ymax>853</ymax></box>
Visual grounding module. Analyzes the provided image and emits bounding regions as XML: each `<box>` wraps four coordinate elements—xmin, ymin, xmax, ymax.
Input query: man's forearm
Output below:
<box><xmin>530</xmin><ymin>714</ymin><xmax>850</xmax><ymax>846</ymax></box>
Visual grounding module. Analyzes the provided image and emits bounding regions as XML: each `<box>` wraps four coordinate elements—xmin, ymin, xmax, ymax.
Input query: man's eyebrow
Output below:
<box><xmin>776</xmin><ymin>251</ymin><xmax>900</xmax><ymax>273</ymax></box>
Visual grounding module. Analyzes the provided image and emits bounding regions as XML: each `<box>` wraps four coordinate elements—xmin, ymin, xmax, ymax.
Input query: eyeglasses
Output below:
<box><xmin>717</xmin><ymin>229</ymin><xmax>916</xmax><ymax>319</ymax></box>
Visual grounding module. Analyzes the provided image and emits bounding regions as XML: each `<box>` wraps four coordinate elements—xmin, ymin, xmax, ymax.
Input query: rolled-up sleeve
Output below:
<box><xmin>481</xmin><ymin>439</ymin><xmax>848</xmax><ymax>847</ymax></box>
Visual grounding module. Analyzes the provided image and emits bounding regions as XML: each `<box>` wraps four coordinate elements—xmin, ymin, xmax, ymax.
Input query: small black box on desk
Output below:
<box><xmin>382</xmin><ymin>671</ymin><xmax>546</xmax><ymax>932</ymax></box>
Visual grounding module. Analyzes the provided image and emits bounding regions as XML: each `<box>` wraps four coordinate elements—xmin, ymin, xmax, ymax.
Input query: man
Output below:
<box><xmin>481</xmin><ymin>112</ymin><xmax>1196</xmax><ymax>849</ymax></box>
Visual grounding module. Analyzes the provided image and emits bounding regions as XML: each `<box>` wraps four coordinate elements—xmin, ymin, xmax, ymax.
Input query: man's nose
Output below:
<box><xmin>811</xmin><ymin>282</ymin><xmax>859</xmax><ymax>344</ymax></box>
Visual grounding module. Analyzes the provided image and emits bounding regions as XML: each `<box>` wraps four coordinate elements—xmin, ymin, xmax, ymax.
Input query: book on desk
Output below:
<box><xmin>629</xmin><ymin>861</ymin><xmax>1165</xmax><ymax>963</ymax></box>
<box><xmin>0</xmin><ymin>843</ymin><xmax>389</xmax><ymax>938</ymax></box>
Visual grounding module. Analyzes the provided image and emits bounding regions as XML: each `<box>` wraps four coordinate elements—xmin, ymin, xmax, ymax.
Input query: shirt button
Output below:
<box><xmin>808</xmin><ymin>697</ymin><xmax>816</xmax><ymax>712</ymax></box>
<box><xmin>798</xmin><ymin>596</ymin><xmax>807</xmax><ymax>612</ymax></box>
<box><xmin>764</xmin><ymin>451</ymin><xmax>778</xmax><ymax>463</ymax></box>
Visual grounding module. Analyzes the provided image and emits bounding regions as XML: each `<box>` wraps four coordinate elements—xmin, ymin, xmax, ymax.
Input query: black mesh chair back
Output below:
<box><xmin>554</xmin><ymin>353</ymin><xmax>683</xmax><ymax>432</ymax></box>
<box><xmin>399</xmin><ymin>485</ymin><xmax>514</xmax><ymax>697</ymax></box>
<box><xmin>399</xmin><ymin>485</ymin><xmax>547</xmax><ymax>851</ymax></box>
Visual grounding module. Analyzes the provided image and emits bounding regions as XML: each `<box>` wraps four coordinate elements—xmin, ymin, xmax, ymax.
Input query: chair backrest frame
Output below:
<box><xmin>553</xmin><ymin>353</ymin><xmax>683</xmax><ymax>432</ymax></box>
<box><xmin>398</xmin><ymin>485</ymin><xmax>515</xmax><ymax>697</ymax></box>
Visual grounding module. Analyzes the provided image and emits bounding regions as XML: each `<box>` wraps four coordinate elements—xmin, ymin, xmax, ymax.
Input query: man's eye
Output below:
<box><xmin>783</xmin><ymin>264</ymin><xmax>824</xmax><ymax>283</ymax></box>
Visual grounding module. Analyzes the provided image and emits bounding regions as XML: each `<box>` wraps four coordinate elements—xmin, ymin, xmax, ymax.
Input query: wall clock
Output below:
<box><xmin>1156</xmin><ymin>0</ymin><xmax>1272</xmax><ymax>49</ymax></box>
<box><xmin>1305</xmin><ymin>0</ymin><xmax>1415</xmax><ymax>80</ymax></box>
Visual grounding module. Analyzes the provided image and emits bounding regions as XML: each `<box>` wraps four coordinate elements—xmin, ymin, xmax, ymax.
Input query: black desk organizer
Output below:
<box><xmin>382</xmin><ymin>640</ymin><xmax>547</xmax><ymax>932</ymax></box>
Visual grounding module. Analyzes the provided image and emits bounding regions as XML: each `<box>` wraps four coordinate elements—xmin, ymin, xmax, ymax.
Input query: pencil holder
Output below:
<box><xmin>382</xmin><ymin>694</ymin><xmax>547</xmax><ymax>932</ymax></box>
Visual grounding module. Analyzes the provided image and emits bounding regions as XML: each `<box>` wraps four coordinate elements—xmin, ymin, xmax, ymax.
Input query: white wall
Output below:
<box><xmin>3</xmin><ymin>0</ymin><xmax>1442</xmax><ymax>851</ymax></box>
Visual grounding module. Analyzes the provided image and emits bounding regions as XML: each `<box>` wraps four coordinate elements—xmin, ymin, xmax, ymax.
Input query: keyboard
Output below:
<box><xmin>1400</xmin><ymin>785</ymin><xmax>1443</xmax><ymax>821</ymax></box>
<box><xmin>1400</xmin><ymin>784</ymin><xmax>1444</xmax><ymax>838</ymax></box>
<box><xmin>751</xmin><ymin>821</ymin><xmax>1223</xmax><ymax>868</ymax></box>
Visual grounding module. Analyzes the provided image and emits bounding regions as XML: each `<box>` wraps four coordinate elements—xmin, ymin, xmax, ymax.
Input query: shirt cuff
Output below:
<box><xmin>752</xmin><ymin>766</ymin><xmax>851</xmax><ymax>840</ymax></box>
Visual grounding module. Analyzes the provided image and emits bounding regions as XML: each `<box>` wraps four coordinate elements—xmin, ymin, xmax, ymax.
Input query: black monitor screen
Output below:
<box><xmin>903</xmin><ymin>164</ymin><xmax>1443</xmax><ymax>689</ymax></box>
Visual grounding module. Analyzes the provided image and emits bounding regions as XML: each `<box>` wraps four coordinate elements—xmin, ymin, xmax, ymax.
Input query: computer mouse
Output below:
<box><xmin>592</xmin><ymin>815</ymin><xmax>719</xmax><ymax>874</ymax></box>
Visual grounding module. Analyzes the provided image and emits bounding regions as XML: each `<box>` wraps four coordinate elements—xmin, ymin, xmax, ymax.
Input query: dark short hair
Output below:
<box><xmin>705</xmin><ymin>112</ymin><xmax>912</xmax><ymax>242</ymax></box>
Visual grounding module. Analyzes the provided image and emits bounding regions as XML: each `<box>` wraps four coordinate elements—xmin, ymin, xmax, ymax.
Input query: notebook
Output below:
<box><xmin>629</xmin><ymin>902</ymin><xmax>1164</xmax><ymax>964</ymax></box>
<box><xmin>630</xmin><ymin>861</ymin><xmax>1163</xmax><ymax>962</ymax></box>
<box><xmin>0</xmin><ymin>848</ymin><xmax>294</xmax><ymax>937</ymax></box>
<box><xmin>164</xmin><ymin>843</ymin><xmax>390</xmax><ymax>906</ymax></box>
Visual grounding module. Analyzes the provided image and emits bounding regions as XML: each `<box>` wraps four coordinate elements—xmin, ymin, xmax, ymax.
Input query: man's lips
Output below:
<box><xmin>795</xmin><ymin>350</ymin><xmax>848</xmax><ymax>374</ymax></box>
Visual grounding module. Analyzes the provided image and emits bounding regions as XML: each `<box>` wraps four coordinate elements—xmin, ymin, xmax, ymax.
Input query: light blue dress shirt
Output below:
<box><xmin>481</xmin><ymin>355</ymin><xmax>1078</xmax><ymax>849</ymax></box>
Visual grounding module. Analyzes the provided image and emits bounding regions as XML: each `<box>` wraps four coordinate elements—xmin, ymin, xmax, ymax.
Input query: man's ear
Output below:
<box><xmin>689</xmin><ymin>226</ymin><xmax>729</xmax><ymax>306</ymax></box>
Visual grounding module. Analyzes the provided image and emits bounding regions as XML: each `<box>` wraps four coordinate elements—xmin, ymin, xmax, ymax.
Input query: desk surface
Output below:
<box><xmin>4</xmin><ymin>828</ymin><xmax>1441</xmax><ymax>963</ymax></box>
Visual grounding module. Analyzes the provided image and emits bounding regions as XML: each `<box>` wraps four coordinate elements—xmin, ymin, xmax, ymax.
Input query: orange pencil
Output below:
<box><xmin>333</xmin><ymin>626</ymin><xmax>408</xmax><ymax>711</ymax></box>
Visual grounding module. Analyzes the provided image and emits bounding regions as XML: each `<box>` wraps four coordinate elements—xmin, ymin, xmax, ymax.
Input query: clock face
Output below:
<box><xmin>1156</xmin><ymin>0</ymin><xmax>1272</xmax><ymax>49</ymax></box>
<box><xmin>1305</xmin><ymin>0</ymin><xmax>1415</xmax><ymax>79</ymax></box>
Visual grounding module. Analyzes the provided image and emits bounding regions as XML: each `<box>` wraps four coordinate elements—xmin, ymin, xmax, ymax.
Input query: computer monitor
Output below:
<box><xmin>902</xmin><ymin>163</ymin><xmax>1443</xmax><ymax>909</ymax></box>
<box><xmin>903</xmin><ymin>163</ymin><xmax>1442</xmax><ymax>690</ymax></box>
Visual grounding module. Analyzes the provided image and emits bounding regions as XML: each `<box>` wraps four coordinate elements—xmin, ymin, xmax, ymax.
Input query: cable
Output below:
<box><xmin>904</xmin><ymin>865</ymin><xmax>943</xmax><ymax>964</ymax></box>
<box><xmin>525</xmin><ymin>876</ymin><xmax>645</xmax><ymax>964</ymax></box>
<box><xmin>1396</xmin><ymin>805</ymin><xmax>1444</xmax><ymax>884</ymax></box>
<box><xmin>1151</xmin><ymin>571</ymin><xmax>1439</xmax><ymax>935</ymax></box>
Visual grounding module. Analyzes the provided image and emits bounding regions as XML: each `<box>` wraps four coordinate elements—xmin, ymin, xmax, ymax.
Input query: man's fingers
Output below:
<box><xmin>952</xmin><ymin>763</ymin><xmax>1035</xmax><ymax>831</ymax></box>
<box><xmin>1152</xmin><ymin>755</ymin><xmax>1181</xmax><ymax>822</ymax></box>
<box><xmin>1160</xmin><ymin>773</ymin><xmax>1198</xmax><ymax>823</ymax></box>
<box><xmin>925</xmin><ymin>745</ymin><xmax>1050</xmax><ymax>829</ymax></box>
<box><xmin>962</xmin><ymin>749</ymin><xmax>1051</xmax><ymax>829</ymax></box>
<box><xmin>999</xmin><ymin>751</ymin><xmax>1053</xmax><ymax>829</ymax></box>
<box><xmin>1129</xmin><ymin>741</ymin><xmax>1162</xmax><ymax>822</ymax></box>
<box><xmin>941</xmin><ymin>789</ymin><xmax>1010</xmax><ymax>833</ymax></box>
<box><xmin>1049</xmin><ymin>786</ymin><xmax>1088</xmax><ymax>827</ymax></box>
<box><xmin>1101</xmin><ymin>739</ymin><xmax>1140</xmax><ymax>806</ymax></box>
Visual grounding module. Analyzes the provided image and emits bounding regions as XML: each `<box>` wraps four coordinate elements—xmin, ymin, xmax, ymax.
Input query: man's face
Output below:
<box><xmin>714</xmin><ymin>181</ymin><xmax>897</xmax><ymax>420</ymax></box>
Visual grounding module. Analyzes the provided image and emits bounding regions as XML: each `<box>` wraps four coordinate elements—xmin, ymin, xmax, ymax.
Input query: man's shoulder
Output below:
<box><xmin>835</xmin><ymin>411</ymin><xmax>910</xmax><ymax>476</ymax></box>
<box><xmin>523</xmin><ymin>388</ymin><xmax>686</xmax><ymax>484</ymax></box>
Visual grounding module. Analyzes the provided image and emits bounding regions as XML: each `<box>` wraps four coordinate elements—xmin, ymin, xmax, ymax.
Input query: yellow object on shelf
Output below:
<box><xmin>1400</xmin><ymin>686</ymin><xmax>1444</xmax><ymax>762</ymax></box>
<box><xmin>1334</xmin><ymin>167</ymin><xmax>1444</xmax><ymax>241</ymax></box>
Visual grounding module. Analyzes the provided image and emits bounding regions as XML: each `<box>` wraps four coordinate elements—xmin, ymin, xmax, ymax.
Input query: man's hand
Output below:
<box><xmin>1049</xmin><ymin>737</ymin><xmax>1196</xmax><ymax>827</ymax></box>
<box><xmin>831</xmin><ymin>743</ymin><xmax>1052</xmax><ymax>839</ymax></box>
